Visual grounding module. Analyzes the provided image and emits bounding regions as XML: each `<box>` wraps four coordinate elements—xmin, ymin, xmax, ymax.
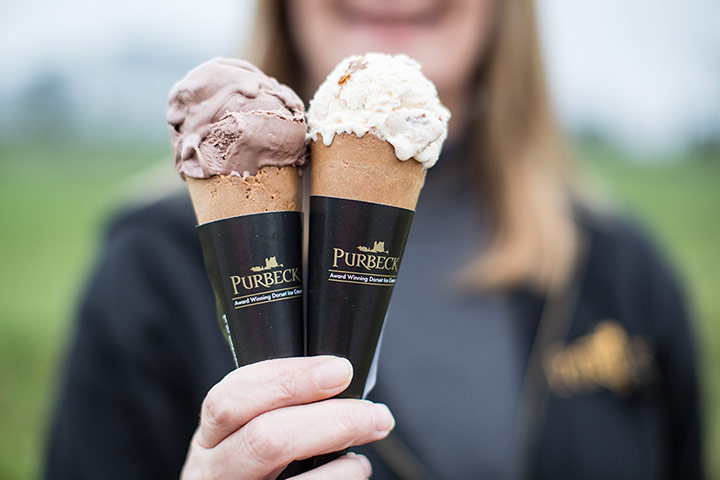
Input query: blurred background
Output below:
<box><xmin>0</xmin><ymin>0</ymin><xmax>718</xmax><ymax>478</ymax></box>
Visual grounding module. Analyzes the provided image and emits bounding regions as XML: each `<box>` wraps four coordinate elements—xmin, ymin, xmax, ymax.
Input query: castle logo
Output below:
<box><xmin>250</xmin><ymin>256</ymin><xmax>284</xmax><ymax>272</ymax></box>
<box><xmin>357</xmin><ymin>241</ymin><xmax>389</xmax><ymax>254</ymax></box>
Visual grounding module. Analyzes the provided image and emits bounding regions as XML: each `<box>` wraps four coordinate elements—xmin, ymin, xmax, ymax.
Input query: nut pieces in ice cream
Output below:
<box><xmin>307</xmin><ymin>52</ymin><xmax>450</xmax><ymax>169</ymax></box>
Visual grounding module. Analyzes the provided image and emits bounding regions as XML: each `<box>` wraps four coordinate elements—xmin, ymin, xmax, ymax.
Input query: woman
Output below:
<box><xmin>45</xmin><ymin>0</ymin><xmax>702</xmax><ymax>478</ymax></box>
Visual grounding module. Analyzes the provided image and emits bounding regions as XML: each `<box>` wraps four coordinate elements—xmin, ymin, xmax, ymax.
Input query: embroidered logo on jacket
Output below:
<box><xmin>543</xmin><ymin>320</ymin><xmax>656</xmax><ymax>397</ymax></box>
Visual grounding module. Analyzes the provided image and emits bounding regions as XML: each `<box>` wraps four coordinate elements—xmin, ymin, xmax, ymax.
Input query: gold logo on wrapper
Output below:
<box><xmin>357</xmin><ymin>241</ymin><xmax>389</xmax><ymax>254</ymax></box>
<box><xmin>250</xmin><ymin>256</ymin><xmax>284</xmax><ymax>272</ymax></box>
<box><xmin>228</xmin><ymin>256</ymin><xmax>302</xmax><ymax>309</ymax></box>
<box><xmin>328</xmin><ymin>240</ymin><xmax>400</xmax><ymax>287</ymax></box>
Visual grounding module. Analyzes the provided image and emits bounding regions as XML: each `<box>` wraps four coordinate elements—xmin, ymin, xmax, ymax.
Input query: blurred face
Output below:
<box><xmin>288</xmin><ymin>0</ymin><xmax>496</xmax><ymax>123</ymax></box>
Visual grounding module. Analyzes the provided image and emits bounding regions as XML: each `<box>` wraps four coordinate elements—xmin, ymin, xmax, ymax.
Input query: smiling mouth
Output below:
<box><xmin>335</xmin><ymin>2</ymin><xmax>447</xmax><ymax>27</ymax></box>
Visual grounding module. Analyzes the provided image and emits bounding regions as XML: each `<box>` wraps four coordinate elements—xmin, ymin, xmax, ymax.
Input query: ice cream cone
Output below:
<box><xmin>307</xmin><ymin>131</ymin><xmax>427</xmax><ymax>402</ymax></box>
<box><xmin>187</xmin><ymin>165</ymin><xmax>305</xmax><ymax>368</ymax></box>
<box><xmin>305</xmin><ymin>52</ymin><xmax>450</xmax><ymax>471</ymax></box>
<box><xmin>168</xmin><ymin>58</ymin><xmax>306</xmax><ymax>370</ymax></box>
<box><xmin>187</xmin><ymin>164</ymin><xmax>305</xmax><ymax>367</ymax></box>
<box><xmin>186</xmin><ymin>166</ymin><xmax>301</xmax><ymax>224</ymax></box>
<box><xmin>310</xmin><ymin>133</ymin><xmax>425</xmax><ymax>211</ymax></box>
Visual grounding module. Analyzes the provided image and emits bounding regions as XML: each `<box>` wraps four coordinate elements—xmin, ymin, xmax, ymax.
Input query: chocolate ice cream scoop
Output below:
<box><xmin>168</xmin><ymin>57</ymin><xmax>307</xmax><ymax>179</ymax></box>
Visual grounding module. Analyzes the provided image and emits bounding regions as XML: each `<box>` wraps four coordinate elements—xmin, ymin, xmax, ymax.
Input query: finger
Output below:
<box><xmin>221</xmin><ymin>399</ymin><xmax>394</xmax><ymax>477</ymax></box>
<box><xmin>289</xmin><ymin>453</ymin><xmax>372</xmax><ymax>480</ymax></box>
<box><xmin>197</xmin><ymin>356</ymin><xmax>353</xmax><ymax>448</ymax></box>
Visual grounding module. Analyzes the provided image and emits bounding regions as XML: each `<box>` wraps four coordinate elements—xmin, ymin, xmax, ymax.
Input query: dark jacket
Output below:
<box><xmin>44</xmin><ymin>192</ymin><xmax>702</xmax><ymax>479</ymax></box>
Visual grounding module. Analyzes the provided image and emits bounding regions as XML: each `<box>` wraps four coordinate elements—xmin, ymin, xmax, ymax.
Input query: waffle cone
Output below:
<box><xmin>186</xmin><ymin>166</ymin><xmax>301</xmax><ymax>224</ymax></box>
<box><xmin>310</xmin><ymin>133</ymin><xmax>425</xmax><ymax>210</ymax></box>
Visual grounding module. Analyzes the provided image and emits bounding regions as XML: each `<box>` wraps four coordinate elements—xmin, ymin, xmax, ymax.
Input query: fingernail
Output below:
<box><xmin>355</xmin><ymin>453</ymin><xmax>373</xmax><ymax>476</ymax></box>
<box><xmin>313</xmin><ymin>357</ymin><xmax>352</xmax><ymax>390</ymax></box>
<box><xmin>372</xmin><ymin>403</ymin><xmax>395</xmax><ymax>431</ymax></box>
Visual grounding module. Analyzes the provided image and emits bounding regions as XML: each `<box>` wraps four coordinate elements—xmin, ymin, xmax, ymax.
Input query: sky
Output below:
<box><xmin>0</xmin><ymin>0</ymin><xmax>718</xmax><ymax>153</ymax></box>
<box><xmin>538</xmin><ymin>0</ymin><xmax>720</xmax><ymax>152</ymax></box>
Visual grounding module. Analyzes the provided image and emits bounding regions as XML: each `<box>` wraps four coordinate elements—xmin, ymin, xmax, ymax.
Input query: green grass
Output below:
<box><xmin>0</xmin><ymin>140</ymin><xmax>718</xmax><ymax>478</ymax></box>
<box><xmin>0</xmin><ymin>142</ymin><xmax>171</xmax><ymax>479</ymax></box>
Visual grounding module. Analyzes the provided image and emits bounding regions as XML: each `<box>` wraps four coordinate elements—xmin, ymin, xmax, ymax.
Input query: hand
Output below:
<box><xmin>180</xmin><ymin>356</ymin><xmax>394</xmax><ymax>479</ymax></box>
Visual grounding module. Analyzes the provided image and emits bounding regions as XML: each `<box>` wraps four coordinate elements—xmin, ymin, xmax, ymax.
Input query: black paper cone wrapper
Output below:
<box><xmin>307</xmin><ymin>196</ymin><xmax>414</xmax><ymax>396</ymax></box>
<box><xmin>306</xmin><ymin>196</ymin><xmax>414</xmax><ymax>469</ymax></box>
<box><xmin>196</xmin><ymin>211</ymin><xmax>304</xmax><ymax>367</ymax></box>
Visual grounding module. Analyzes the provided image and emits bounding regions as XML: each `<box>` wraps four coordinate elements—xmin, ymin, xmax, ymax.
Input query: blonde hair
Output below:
<box><xmin>248</xmin><ymin>0</ymin><xmax>579</xmax><ymax>292</ymax></box>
